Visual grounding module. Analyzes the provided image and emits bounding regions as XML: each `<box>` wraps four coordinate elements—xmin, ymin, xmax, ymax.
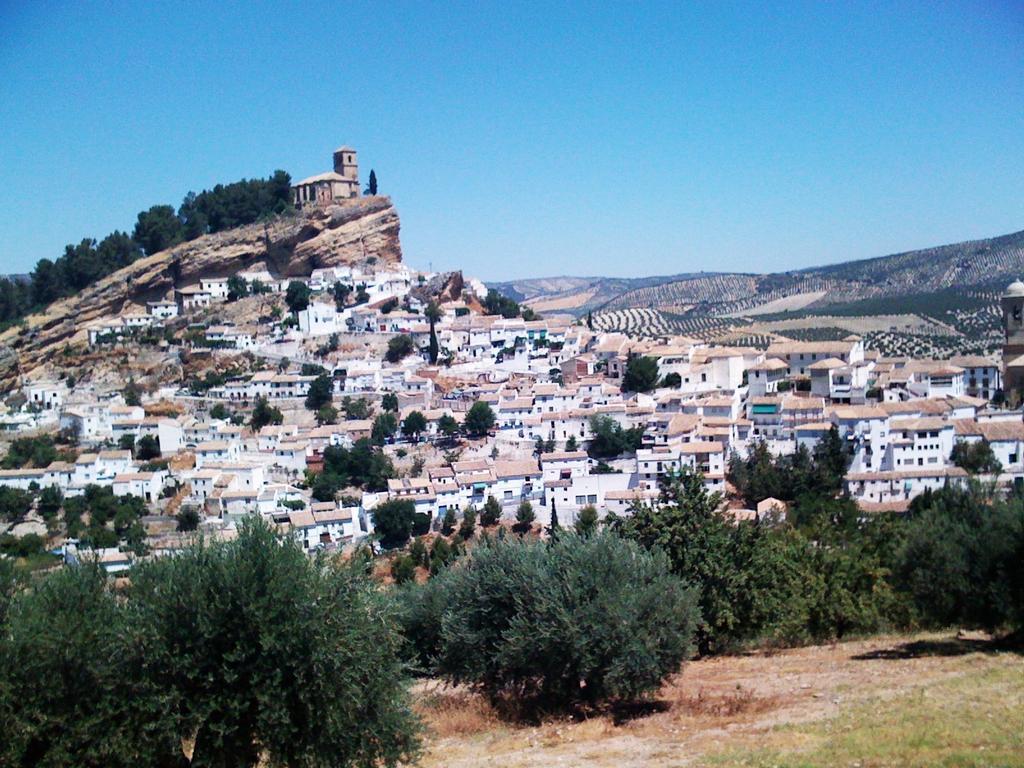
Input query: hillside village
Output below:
<box><xmin>1</xmin><ymin>158</ymin><xmax>1023</xmax><ymax>573</ymax></box>
<box><xmin>6</xmin><ymin>4</ymin><xmax>1024</xmax><ymax>763</ymax></box>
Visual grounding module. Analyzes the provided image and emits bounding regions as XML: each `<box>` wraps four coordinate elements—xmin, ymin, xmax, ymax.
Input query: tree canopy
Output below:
<box><xmin>587</xmin><ymin>414</ymin><xmax>643</xmax><ymax>458</ymax></box>
<box><xmin>464</xmin><ymin>401</ymin><xmax>496</xmax><ymax>437</ymax></box>
<box><xmin>285</xmin><ymin>280</ymin><xmax>312</xmax><ymax>313</ymax></box>
<box><xmin>622</xmin><ymin>355</ymin><xmax>660</xmax><ymax>392</ymax></box>
<box><xmin>0</xmin><ymin>518</ymin><xmax>420</xmax><ymax>767</ymax></box>
<box><xmin>401</xmin><ymin>532</ymin><xmax>698</xmax><ymax>713</ymax></box>
<box><xmin>385</xmin><ymin>335</ymin><xmax>415</xmax><ymax>363</ymax></box>
<box><xmin>402</xmin><ymin>410</ymin><xmax>427</xmax><ymax>440</ymax></box>
<box><xmin>305</xmin><ymin>374</ymin><xmax>334</xmax><ymax>411</ymax></box>
<box><xmin>950</xmin><ymin>439</ymin><xmax>1003</xmax><ymax>475</ymax></box>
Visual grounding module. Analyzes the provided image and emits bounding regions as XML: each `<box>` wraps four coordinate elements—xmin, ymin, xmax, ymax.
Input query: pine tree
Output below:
<box><xmin>458</xmin><ymin>506</ymin><xmax>477</xmax><ymax>539</ymax></box>
<box><xmin>514</xmin><ymin>501</ymin><xmax>535</xmax><ymax>534</ymax></box>
<box><xmin>366</xmin><ymin>169</ymin><xmax>378</xmax><ymax>195</ymax></box>
<box><xmin>441</xmin><ymin>508</ymin><xmax>457</xmax><ymax>536</ymax></box>
<box><xmin>480</xmin><ymin>496</ymin><xmax>501</xmax><ymax>527</ymax></box>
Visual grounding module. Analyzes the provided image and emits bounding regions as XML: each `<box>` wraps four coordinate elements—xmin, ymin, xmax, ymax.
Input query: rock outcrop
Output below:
<box><xmin>409</xmin><ymin>271</ymin><xmax>465</xmax><ymax>306</ymax></box>
<box><xmin>0</xmin><ymin>196</ymin><xmax>402</xmax><ymax>387</ymax></box>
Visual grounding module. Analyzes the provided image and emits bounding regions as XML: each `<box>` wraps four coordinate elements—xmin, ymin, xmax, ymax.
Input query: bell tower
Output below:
<box><xmin>1001</xmin><ymin>280</ymin><xmax>1024</xmax><ymax>394</ymax></box>
<box><xmin>333</xmin><ymin>146</ymin><xmax>358</xmax><ymax>183</ymax></box>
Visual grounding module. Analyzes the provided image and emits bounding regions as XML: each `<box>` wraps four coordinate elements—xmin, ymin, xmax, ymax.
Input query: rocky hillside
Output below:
<box><xmin>0</xmin><ymin>196</ymin><xmax>402</xmax><ymax>386</ymax></box>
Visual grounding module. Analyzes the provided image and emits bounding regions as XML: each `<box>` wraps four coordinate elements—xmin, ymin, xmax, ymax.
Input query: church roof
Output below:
<box><xmin>334</xmin><ymin>145</ymin><xmax>356</xmax><ymax>153</ymax></box>
<box><xmin>294</xmin><ymin>171</ymin><xmax>356</xmax><ymax>186</ymax></box>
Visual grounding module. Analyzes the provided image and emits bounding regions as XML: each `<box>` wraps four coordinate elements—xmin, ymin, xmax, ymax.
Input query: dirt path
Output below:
<box><xmin>415</xmin><ymin>632</ymin><xmax>1023</xmax><ymax>767</ymax></box>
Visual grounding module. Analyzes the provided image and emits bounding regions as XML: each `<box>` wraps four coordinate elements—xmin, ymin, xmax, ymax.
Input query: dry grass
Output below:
<box><xmin>670</xmin><ymin>686</ymin><xmax>784</xmax><ymax>719</ymax></box>
<box><xmin>414</xmin><ymin>682</ymin><xmax>504</xmax><ymax>739</ymax></box>
<box><xmin>415</xmin><ymin>631</ymin><xmax>1024</xmax><ymax>768</ymax></box>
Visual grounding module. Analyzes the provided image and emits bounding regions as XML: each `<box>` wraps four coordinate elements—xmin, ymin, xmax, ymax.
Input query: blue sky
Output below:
<box><xmin>1</xmin><ymin>1</ymin><xmax>1022</xmax><ymax>280</ymax></box>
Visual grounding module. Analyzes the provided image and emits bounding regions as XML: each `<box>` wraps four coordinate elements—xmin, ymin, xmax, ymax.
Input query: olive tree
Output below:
<box><xmin>426</xmin><ymin>531</ymin><xmax>699</xmax><ymax>712</ymax></box>
<box><xmin>0</xmin><ymin>518</ymin><xmax>421</xmax><ymax>768</ymax></box>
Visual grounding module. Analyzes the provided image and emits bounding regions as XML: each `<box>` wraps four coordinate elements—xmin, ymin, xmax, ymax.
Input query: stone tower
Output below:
<box><xmin>1001</xmin><ymin>279</ymin><xmax>1024</xmax><ymax>394</ymax></box>
<box><xmin>333</xmin><ymin>146</ymin><xmax>359</xmax><ymax>186</ymax></box>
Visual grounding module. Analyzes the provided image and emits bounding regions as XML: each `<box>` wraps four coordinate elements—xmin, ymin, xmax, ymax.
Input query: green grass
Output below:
<box><xmin>702</xmin><ymin>660</ymin><xmax>1024</xmax><ymax>768</ymax></box>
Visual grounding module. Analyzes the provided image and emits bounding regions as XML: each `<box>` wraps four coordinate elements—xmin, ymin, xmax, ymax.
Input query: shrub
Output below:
<box><xmin>176</xmin><ymin>507</ymin><xmax>200</xmax><ymax>532</ymax></box>
<box><xmin>391</xmin><ymin>554</ymin><xmax>417</xmax><ymax>585</ymax></box>
<box><xmin>428</xmin><ymin>532</ymin><xmax>699</xmax><ymax>713</ymax></box>
<box><xmin>316</xmin><ymin>404</ymin><xmax>339</xmax><ymax>425</ymax></box>
<box><xmin>342</xmin><ymin>396</ymin><xmax>371</xmax><ymax>420</ymax></box>
<box><xmin>0</xmin><ymin>487</ymin><xmax>33</xmax><ymax>522</ymax></box>
<box><xmin>385</xmin><ymin>335</ymin><xmax>415</xmax><ymax>363</ymax></box>
<box><xmin>1</xmin><ymin>435</ymin><xmax>59</xmax><ymax>469</ymax></box>
<box><xmin>575</xmin><ymin>505</ymin><xmax>598</xmax><ymax>536</ymax></box>
<box><xmin>412</xmin><ymin>511</ymin><xmax>432</xmax><ymax>537</ymax></box>
<box><xmin>408</xmin><ymin>537</ymin><xmax>429</xmax><ymax>569</ymax></box>
<box><xmin>135</xmin><ymin>434</ymin><xmax>160</xmax><ymax>461</ymax></box>
<box><xmin>429</xmin><ymin>536</ymin><xmax>457</xmax><ymax>574</ymax></box>
<box><xmin>250</xmin><ymin>396</ymin><xmax>283</xmax><ymax>430</ymax></box>
<box><xmin>396</xmin><ymin>578</ymin><xmax>450</xmax><ymax>673</ymax></box>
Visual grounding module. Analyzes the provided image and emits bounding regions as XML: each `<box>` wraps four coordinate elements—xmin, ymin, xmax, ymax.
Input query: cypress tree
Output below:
<box><xmin>547</xmin><ymin>497</ymin><xmax>561</xmax><ymax>537</ymax></box>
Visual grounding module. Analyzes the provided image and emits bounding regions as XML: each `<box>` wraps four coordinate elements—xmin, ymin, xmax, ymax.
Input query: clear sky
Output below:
<box><xmin>1</xmin><ymin>1</ymin><xmax>1022</xmax><ymax>280</ymax></box>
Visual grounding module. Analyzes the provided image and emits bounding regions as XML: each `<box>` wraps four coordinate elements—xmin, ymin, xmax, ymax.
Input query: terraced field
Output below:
<box><xmin>864</xmin><ymin>331</ymin><xmax>999</xmax><ymax>359</ymax></box>
<box><xmin>511</xmin><ymin>229</ymin><xmax>1022</xmax><ymax>354</ymax></box>
<box><xmin>592</xmin><ymin>309</ymin><xmax>747</xmax><ymax>340</ymax></box>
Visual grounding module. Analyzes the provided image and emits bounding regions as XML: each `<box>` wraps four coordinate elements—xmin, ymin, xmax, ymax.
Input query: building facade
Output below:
<box><xmin>292</xmin><ymin>146</ymin><xmax>360</xmax><ymax>207</ymax></box>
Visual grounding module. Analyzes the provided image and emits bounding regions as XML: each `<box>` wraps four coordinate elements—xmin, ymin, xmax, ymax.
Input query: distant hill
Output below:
<box><xmin>497</xmin><ymin>229</ymin><xmax>1024</xmax><ymax>317</ymax></box>
<box><xmin>490</xmin><ymin>272</ymin><xmax>726</xmax><ymax>316</ymax></box>
<box><xmin>496</xmin><ymin>228</ymin><xmax>1024</xmax><ymax>358</ymax></box>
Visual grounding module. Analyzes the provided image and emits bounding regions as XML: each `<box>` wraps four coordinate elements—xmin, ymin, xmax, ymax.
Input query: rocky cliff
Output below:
<box><xmin>0</xmin><ymin>196</ymin><xmax>402</xmax><ymax>387</ymax></box>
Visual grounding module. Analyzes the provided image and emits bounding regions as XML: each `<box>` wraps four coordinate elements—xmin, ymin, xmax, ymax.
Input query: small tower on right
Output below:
<box><xmin>333</xmin><ymin>146</ymin><xmax>359</xmax><ymax>186</ymax></box>
<box><xmin>1001</xmin><ymin>279</ymin><xmax>1024</xmax><ymax>395</ymax></box>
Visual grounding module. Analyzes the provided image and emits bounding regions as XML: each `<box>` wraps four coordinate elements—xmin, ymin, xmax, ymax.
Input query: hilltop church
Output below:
<box><xmin>292</xmin><ymin>146</ymin><xmax>360</xmax><ymax>208</ymax></box>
